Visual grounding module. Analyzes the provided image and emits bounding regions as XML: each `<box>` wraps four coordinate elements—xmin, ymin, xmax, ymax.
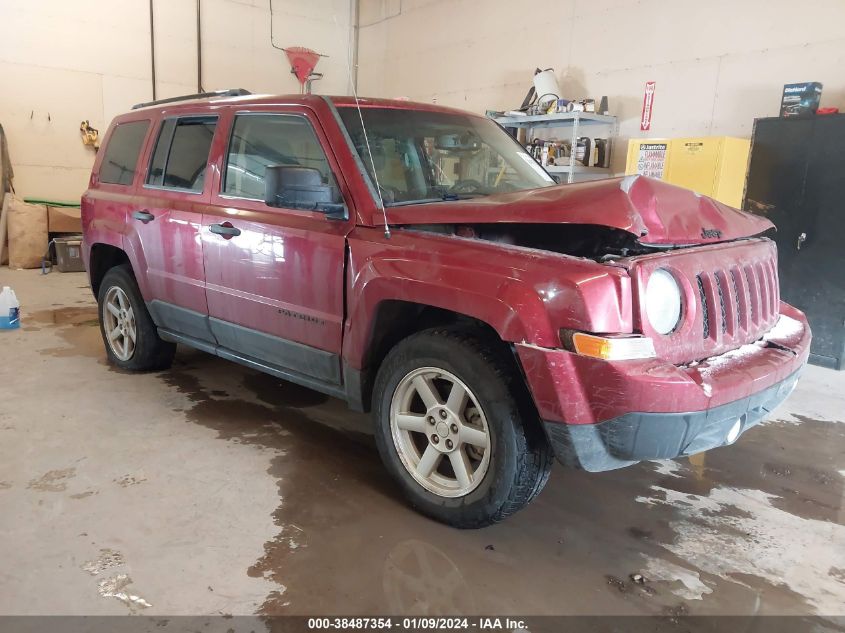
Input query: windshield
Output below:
<box><xmin>336</xmin><ymin>106</ymin><xmax>555</xmax><ymax>206</ymax></box>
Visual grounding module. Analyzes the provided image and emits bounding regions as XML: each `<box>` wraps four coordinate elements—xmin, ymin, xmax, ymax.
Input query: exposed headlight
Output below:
<box><xmin>645</xmin><ymin>269</ymin><xmax>682</xmax><ymax>334</ymax></box>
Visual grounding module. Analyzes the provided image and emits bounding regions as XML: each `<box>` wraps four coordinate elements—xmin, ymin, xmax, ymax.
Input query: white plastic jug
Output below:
<box><xmin>0</xmin><ymin>286</ymin><xmax>20</xmax><ymax>330</ymax></box>
<box><xmin>533</xmin><ymin>69</ymin><xmax>561</xmax><ymax>105</ymax></box>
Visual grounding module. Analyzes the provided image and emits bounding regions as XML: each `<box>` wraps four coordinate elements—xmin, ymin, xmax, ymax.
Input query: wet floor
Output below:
<box><xmin>160</xmin><ymin>355</ymin><xmax>845</xmax><ymax>617</ymax></box>
<box><xmin>0</xmin><ymin>268</ymin><xmax>843</xmax><ymax>618</ymax></box>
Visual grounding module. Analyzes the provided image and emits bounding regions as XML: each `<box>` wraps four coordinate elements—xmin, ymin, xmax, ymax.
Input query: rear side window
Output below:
<box><xmin>147</xmin><ymin>119</ymin><xmax>175</xmax><ymax>186</ymax></box>
<box><xmin>99</xmin><ymin>121</ymin><xmax>149</xmax><ymax>185</ymax></box>
<box><xmin>224</xmin><ymin>114</ymin><xmax>338</xmax><ymax>200</ymax></box>
<box><xmin>147</xmin><ymin>116</ymin><xmax>217</xmax><ymax>192</ymax></box>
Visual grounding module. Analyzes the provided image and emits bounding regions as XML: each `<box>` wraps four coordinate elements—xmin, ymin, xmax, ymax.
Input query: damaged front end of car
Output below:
<box><xmin>385</xmin><ymin>175</ymin><xmax>811</xmax><ymax>470</ymax></box>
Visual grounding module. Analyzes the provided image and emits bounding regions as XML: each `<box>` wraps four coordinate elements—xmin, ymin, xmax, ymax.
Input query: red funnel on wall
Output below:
<box><xmin>284</xmin><ymin>47</ymin><xmax>321</xmax><ymax>87</ymax></box>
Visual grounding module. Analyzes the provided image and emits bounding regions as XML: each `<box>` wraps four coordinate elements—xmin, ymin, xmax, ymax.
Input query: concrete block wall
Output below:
<box><xmin>357</xmin><ymin>0</ymin><xmax>845</xmax><ymax>174</ymax></box>
<box><xmin>0</xmin><ymin>0</ymin><xmax>353</xmax><ymax>201</ymax></box>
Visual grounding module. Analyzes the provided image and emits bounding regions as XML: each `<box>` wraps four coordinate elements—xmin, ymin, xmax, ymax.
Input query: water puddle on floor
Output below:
<box><xmin>28</xmin><ymin>306</ymin><xmax>99</xmax><ymax>327</ymax></box>
<box><xmin>27</xmin><ymin>305</ymin><xmax>104</xmax><ymax>360</ymax></box>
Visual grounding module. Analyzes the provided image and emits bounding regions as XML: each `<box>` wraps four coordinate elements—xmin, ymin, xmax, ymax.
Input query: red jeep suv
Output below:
<box><xmin>82</xmin><ymin>89</ymin><xmax>810</xmax><ymax>528</ymax></box>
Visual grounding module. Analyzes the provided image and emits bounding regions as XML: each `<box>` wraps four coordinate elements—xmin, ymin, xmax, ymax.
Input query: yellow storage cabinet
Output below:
<box><xmin>625</xmin><ymin>136</ymin><xmax>750</xmax><ymax>208</ymax></box>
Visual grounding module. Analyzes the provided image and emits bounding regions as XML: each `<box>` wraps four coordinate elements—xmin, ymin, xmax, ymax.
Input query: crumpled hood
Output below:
<box><xmin>385</xmin><ymin>175</ymin><xmax>773</xmax><ymax>245</ymax></box>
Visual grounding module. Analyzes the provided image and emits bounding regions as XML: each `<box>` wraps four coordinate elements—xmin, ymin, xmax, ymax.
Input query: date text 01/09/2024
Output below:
<box><xmin>306</xmin><ymin>617</ymin><xmax>529</xmax><ymax>630</ymax></box>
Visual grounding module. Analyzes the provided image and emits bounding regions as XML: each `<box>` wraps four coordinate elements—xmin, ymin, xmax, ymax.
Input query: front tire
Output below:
<box><xmin>97</xmin><ymin>264</ymin><xmax>175</xmax><ymax>371</ymax></box>
<box><xmin>373</xmin><ymin>327</ymin><xmax>553</xmax><ymax>528</ymax></box>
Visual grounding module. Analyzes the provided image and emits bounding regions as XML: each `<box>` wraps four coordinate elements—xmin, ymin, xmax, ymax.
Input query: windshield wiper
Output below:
<box><xmin>432</xmin><ymin>185</ymin><xmax>487</xmax><ymax>200</ymax></box>
<box><xmin>441</xmin><ymin>192</ymin><xmax>487</xmax><ymax>201</ymax></box>
<box><xmin>386</xmin><ymin>193</ymin><xmax>485</xmax><ymax>207</ymax></box>
<box><xmin>386</xmin><ymin>198</ymin><xmax>447</xmax><ymax>207</ymax></box>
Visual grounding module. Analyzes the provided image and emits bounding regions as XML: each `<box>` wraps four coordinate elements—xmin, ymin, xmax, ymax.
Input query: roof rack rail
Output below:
<box><xmin>131</xmin><ymin>88</ymin><xmax>252</xmax><ymax>110</ymax></box>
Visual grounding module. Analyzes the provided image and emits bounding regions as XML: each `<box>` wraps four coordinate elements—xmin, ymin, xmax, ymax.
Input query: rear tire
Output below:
<box><xmin>97</xmin><ymin>264</ymin><xmax>175</xmax><ymax>371</ymax></box>
<box><xmin>373</xmin><ymin>327</ymin><xmax>553</xmax><ymax>528</ymax></box>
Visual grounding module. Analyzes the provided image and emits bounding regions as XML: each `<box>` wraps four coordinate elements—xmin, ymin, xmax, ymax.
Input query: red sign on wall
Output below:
<box><xmin>640</xmin><ymin>81</ymin><xmax>656</xmax><ymax>131</ymax></box>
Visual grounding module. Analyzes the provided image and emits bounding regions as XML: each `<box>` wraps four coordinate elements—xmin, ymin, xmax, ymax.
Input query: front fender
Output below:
<box><xmin>343</xmin><ymin>228</ymin><xmax>632</xmax><ymax>369</ymax></box>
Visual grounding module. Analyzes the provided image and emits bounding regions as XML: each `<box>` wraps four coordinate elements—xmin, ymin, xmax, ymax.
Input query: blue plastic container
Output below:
<box><xmin>0</xmin><ymin>286</ymin><xmax>20</xmax><ymax>330</ymax></box>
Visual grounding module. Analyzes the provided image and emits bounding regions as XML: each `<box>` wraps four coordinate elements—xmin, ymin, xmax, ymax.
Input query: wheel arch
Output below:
<box><xmin>88</xmin><ymin>243</ymin><xmax>131</xmax><ymax>298</ymax></box>
<box><xmin>344</xmin><ymin>298</ymin><xmax>528</xmax><ymax>415</ymax></box>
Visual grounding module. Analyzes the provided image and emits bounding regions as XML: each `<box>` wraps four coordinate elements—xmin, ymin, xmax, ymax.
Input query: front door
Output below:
<box><xmin>202</xmin><ymin>107</ymin><xmax>350</xmax><ymax>387</ymax></box>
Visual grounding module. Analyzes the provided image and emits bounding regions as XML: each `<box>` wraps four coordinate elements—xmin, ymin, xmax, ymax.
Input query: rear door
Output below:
<box><xmin>128</xmin><ymin>114</ymin><xmax>218</xmax><ymax>346</ymax></box>
<box><xmin>86</xmin><ymin>116</ymin><xmax>152</xmax><ymax>272</ymax></box>
<box><xmin>202</xmin><ymin>106</ymin><xmax>351</xmax><ymax>389</ymax></box>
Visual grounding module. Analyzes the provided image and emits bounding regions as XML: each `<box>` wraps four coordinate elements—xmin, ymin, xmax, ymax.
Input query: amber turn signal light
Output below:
<box><xmin>567</xmin><ymin>331</ymin><xmax>656</xmax><ymax>361</ymax></box>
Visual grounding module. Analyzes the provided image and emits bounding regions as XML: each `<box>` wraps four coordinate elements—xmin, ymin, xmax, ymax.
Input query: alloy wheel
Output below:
<box><xmin>389</xmin><ymin>367</ymin><xmax>491</xmax><ymax>498</ymax></box>
<box><xmin>102</xmin><ymin>286</ymin><xmax>136</xmax><ymax>361</ymax></box>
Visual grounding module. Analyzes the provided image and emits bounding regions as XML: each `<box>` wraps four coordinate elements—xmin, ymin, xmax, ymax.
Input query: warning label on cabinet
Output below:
<box><xmin>635</xmin><ymin>143</ymin><xmax>667</xmax><ymax>179</ymax></box>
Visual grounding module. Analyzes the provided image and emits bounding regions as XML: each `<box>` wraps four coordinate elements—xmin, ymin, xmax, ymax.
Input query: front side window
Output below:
<box><xmin>147</xmin><ymin>116</ymin><xmax>217</xmax><ymax>192</ymax></box>
<box><xmin>337</xmin><ymin>107</ymin><xmax>555</xmax><ymax>206</ymax></box>
<box><xmin>99</xmin><ymin>120</ymin><xmax>150</xmax><ymax>185</ymax></box>
<box><xmin>224</xmin><ymin>113</ymin><xmax>339</xmax><ymax>201</ymax></box>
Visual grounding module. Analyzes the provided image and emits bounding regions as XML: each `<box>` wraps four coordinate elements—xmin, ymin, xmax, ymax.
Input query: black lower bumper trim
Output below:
<box><xmin>543</xmin><ymin>367</ymin><xmax>804</xmax><ymax>472</ymax></box>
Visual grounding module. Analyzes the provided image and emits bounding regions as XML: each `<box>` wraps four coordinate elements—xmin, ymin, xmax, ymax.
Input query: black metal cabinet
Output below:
<box><xmin>744</xmin><ymin>114</ymin><xmax>845</xmax><ymax>369</ymax></box>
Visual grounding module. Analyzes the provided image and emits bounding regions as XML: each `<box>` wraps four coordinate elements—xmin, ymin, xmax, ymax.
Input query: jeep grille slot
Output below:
<box><xmin>715</xmin><ymin>273</ymin><xmax>728</xmax><ymax>334</ymax></box>
<box><xmin>697</xmin><ymin>275</ymin><xmax>709</xmax><ymax>339</ymax></box>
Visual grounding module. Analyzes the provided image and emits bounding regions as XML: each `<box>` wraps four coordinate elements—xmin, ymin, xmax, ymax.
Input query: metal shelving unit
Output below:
<box><xmin>492</xmin><ymin>111</ymin><xmax>618</xmax><ymax>183</ymax></box>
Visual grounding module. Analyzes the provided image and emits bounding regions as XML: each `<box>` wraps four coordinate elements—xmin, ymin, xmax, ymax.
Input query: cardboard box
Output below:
<box><xmin>47</xmin><ymin>205</ymin><xmax>82</xmax><ymax>233</ymax></box>
<box><xmin>780</xmin><ymin>82</ymin><xmax>823</xmax><ymax>118</ymax></box>
<box><xmin>8</xmin><ymin>197</ymin><xmax>47</xmax><ymax>269</ymax></box>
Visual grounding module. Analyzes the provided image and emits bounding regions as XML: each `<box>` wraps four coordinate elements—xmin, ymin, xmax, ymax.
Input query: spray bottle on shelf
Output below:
<box><xmin>0</xmin><ymin>286</ymin><xmax>21</xmax><ymax>330</ymax></box>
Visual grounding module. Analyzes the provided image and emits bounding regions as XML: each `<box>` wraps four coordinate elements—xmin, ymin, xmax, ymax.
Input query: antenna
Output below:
<box><xmin>333</xmin><ymin>14</ymin><xmax>390</xmax><ymax>239</ymax></box>
<box><xmin>351</xmin><ymin>90</ymin><xmax>391</xmax><ymax>239</ymax></box>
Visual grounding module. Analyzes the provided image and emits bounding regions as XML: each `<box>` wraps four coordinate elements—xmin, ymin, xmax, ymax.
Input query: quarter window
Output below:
<box><xmin>147</xmin><ymin>116</ymin><xmax>217</xmax><ymax>192</ymax></box>
<box><xmin>224</xmin><ymin>114</ymin><xmax>338</xmax><ymax>201</ymax></box>
<box><xmin>99</xmin><ymin>121</ymin><xmax>150</xmax><ymax>185</ymax></box>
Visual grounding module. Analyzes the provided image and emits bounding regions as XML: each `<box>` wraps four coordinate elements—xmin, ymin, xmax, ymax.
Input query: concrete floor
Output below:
<box><xmin>0</xmin><ymin>267</ymin><xmax>843</xmax><ymax>617</ymax></box>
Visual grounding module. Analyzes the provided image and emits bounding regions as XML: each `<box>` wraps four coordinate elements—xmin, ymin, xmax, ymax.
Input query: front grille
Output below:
<box><xmin>696</xmin><ymin>258</ymin><xmax>779</xmax><ymax>343</ymax></box>
<box><xmin>635</xmin><ymin>239</ymin><xmax>780</xmax><ymax>365</ymax></box>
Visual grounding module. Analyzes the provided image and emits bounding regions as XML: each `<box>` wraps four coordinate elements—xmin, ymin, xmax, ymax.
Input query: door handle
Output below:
<box><xmin>132</xmin><ymin>210</ymin><xmax>155</xmax><ymax>223</ymax></box>
<box><xmin>797</xmin><ymin>232</ymin><xmax>807</xmax><ymax>251</ymax></box>
<box><xmin>209</xmin><ymin>222</ymin><xmax>241</xmax><ymax>238</ymax></box>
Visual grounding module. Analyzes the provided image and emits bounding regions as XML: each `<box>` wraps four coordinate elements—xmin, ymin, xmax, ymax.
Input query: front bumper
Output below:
<box><xmin>543</xmin><ymin>368</ymin><xmax>802</xmax><ymax>471</ymax></box>
<box><xmin>516</xmin><ymin>303</ymin><xmax>811</xmax><ymax>471</ymax></box>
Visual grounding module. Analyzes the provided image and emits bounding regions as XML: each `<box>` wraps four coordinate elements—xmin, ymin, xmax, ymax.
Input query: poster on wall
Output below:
<box><xmin>640</xmin><ymin>81</ymin><xmax>656</xmax><ymax>131</ymax></box>
<box><xmin>636</xmin><ymin>143</ymin><xmax>667</xmax><ymax>179</ymax></box>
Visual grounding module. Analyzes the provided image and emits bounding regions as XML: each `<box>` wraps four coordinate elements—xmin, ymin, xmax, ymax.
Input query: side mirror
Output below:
<box><xmin>264</xmin><ymin>166</ymin><xmax>346</xmax><ymax>218</ymax></box>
